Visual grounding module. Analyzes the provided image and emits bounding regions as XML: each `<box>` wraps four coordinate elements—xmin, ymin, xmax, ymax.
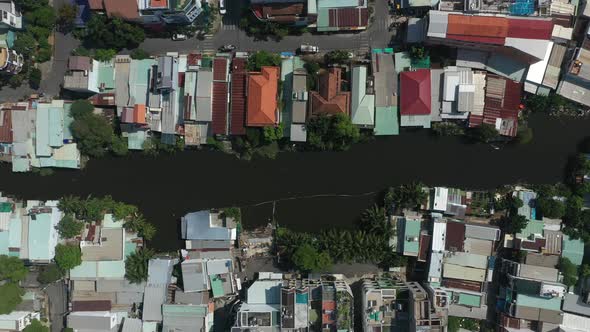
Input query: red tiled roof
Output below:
<box><xmin>212</xmin><ymin>82</ymin><xmax>228</xmax><ymax>135</ymax></box>
<box><xmin>400</xmin><ymin>69</ymin><xmax>431</xmax><ymax>116</ymax></box>
<box><xmin>149</xmin><ymin>0</ymin><xmax>167</xmax><ymax>8</ymax></box>
<box><xmin>88</xmin><ymin>0</ymin><xmax>104</xmax><ymax>10</ymax></box>
<box><xmin>230</xmin><ymin>58</ymin><xmax>247</xmax><ymax>135</ymax></box>
<box><xmin>329</xmin><ymin>7</ymin><xmax>368</xmax><ymax>28</ymax></box>
<box><xmin>247</xmin><ymin>66</ymin><xmax>279</xmax><ymax>127</ymax></box>
<box><xmin>445</xmin><ymin>221</ymin><xmax>465</xmax><ymax>252</ymax></box>
<box><xmin>72</xmin><ymin>300</ymin><xmax>111</xmax><ymax>312</ymax></box>
<box><xmin>447</xmin><ymin>15</ymin><xmax>509</xmax><ymax>38</ymax></box>
<box><xmin>121</xmin><ymin>104</ymin><xmax>146</xmax><ymax>124</ymax></box>
<box><xmin>188</xmin><ymin>54</ymin><xmax>202</xmax><ymax>66</ymax></box>
<box><xmin>103</xmin><ymin>0</ymin><xmax>139</xmax><ymax>20</ymax></box>
<box><xmin>310</xmin><ymin>68</ymin><xmax>350</xmax><ymax>116</ymax></box>
<box><xmin>213</xmin><ymin>58</ymin><xmax>228</xmax><ymax>82</ymax></box>
<box><xmin>0</xmin><ymin>109</ymin><xmax>12</xmax><ymax>143</ymax></box>
<box><xmin>507</xmin><ymin>18</ymin><xmax>553</xmax><ymax>40</ymax></box>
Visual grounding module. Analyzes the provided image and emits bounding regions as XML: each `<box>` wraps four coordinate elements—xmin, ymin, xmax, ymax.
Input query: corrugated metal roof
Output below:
<box><xmin>463</xmin><ymin>238</ymin><xmax>492</xmax><ymax>256</ymax></box>
<box><xmin>427</xmin><ymin>11</ymin><xmax>448</xmax><ymax>38</ymax></box>
<box><xmin>328</xmin><ymin>7</ymin><xmax>368</xmax><ymax>28</ymax></box>
<box><xmin>562</xmin><ymin>235</ymin><xmax>584</xmax><ymax>266</ymax></box>
<box><xmin>518</xmin><ymin>263</ymin><xmax>559</xmax><ymax>282</ymax></box>
<box><xmin>443</xmin><ymin>263</ymin><xmax>486</xmax><ymax>282</ymax></box>
<box><xmin>0</xmin><ymin>109</ymin><xmax>12</xmax><ymax>143</ymax></box>
<box><xmin>445</xmin><ymin>221</ymin><xmax>465</xmax><ymax>252</ymax></box>
<box><xmin>432</xmin><ymin>221</ymin><xmax>446</xmax><ymax>252</ymax></box>
<box><xmin>444</xmin><ymin>252</ymin><xmax>488</xmax><ymax>269</ymax></box>
<box><xmin>507</xmin><ymin>18</ymin><xmax>553</xmax><ymax>40</ymax></box>
<box><xmin>447</xmin><ymin>14</ymin><xmax>509</xmax><ymax>38</ymax></box>
<box><xmin>181</xmin><ymin>211</ymin><xmax>232</xmax><ymax>241</ymax></box>
<box><xmin>465</xmin><ymin>224</ymin><xmax>500</xmax><ymax>241</ymax></box>
<box><xmin>143</xmin><ymin>285</ymin><xmax>166</xmax><ymax>321</ymax></box>
<box><xmin>211</xmin><ymin>82</ymin><xmax>228</xmax><ymax>135</ymax></box>
<box><xmin>195</xmin><ymin>70</ymin><xmax>213</xmax><ymax>122</ymax></box>
<box><xmin>181</xmin><ymin>259</ymin><xmax>207</xmax><ymax>292</ymax></box>
<box><xmin>230</xmin><ymin>58</ymin><xmax>247</xmax><ymax>135</ymax></box>
<box><xmin>213</xmin><ymin>57</ymin><xmax>228</xmax><ymax>82</ymax></box>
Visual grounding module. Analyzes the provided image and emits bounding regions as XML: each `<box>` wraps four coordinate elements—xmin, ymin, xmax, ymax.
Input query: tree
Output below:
<box><xmin>36</xmin><ymin>47</ymin><xmax>52</xmax><ymax>63</ymax></box>
<box><xmin>292</xmin><ymin>244</ymin><xmax>332</xmax><ymax>272</ymax></box>
<box><xmin>140</xmin><ymin>223</ymin><xmax>156</xmax><ymax>241</ymax></box>
<box><xmin>500</xmin><ymin>214</ymin><xmax>528</xmax><ymax>234</ymax></box>
<box><xmin>325</xmin><ymin>50</ymin><xmax>351</xmax><ymax>64</ymax></box>
<box><xmin>262</xmin><ymin>124</ymin><xmax>284</xmax><ymax>143</ymax></box>
<box><xmin>306</xmin><ymin>113</ymin><xmax>360</xmax><ymax>151</ymax></box>
<box><xmin>247</xmin><ymin>51</ymin><xmax>281</xmax><ymax>71</ymax></box>
<box><xmin>111</xmin><ymin>135</ymin><xmax>129</xmax><ymax>157</ymax></box>
<box><xmin>386</xmin><ymin>182</ymin><xmax>428</xmax><ymax>211</ymax></box>
<box><xmin>25</xmin><ymin>6</ymin><xmax>56</xmax><ymax>29</ymax></box>
<box><xmin>470</xmin><ymin>123</ymin><xmax>498</xmax><ymax>143</ymax></box>
<box><xmin>83</xmin><ymin>15</ymin><xmax>145</xmax><ymax>50</ymax></box>
<box><xmin>0</xmin><ymin>255</ymin><xmax>28</xmax><ymax>282</ymax></box>
<box><xmin>71</xmin><ymin>112</ymin><xmax>114</xmax><ymax>158</ymax></box>
<box><xmin>580</xmin><ymin>264</ymin><xmax>590</xmax><ymax>279</ymax></box>
<box><xmin>8</xmin><ymin>74</ymin><xmax>23</xmax><ymax>88</ymax></box>
<box><xmin>29</xmin><ymin>67</ymin><xmax>42</xmax><ymax>89</ymax></box>
<box><xmin>94</xmin><ymin>49</ymin><xmax>116</xmax><ymax>62</ymax></box>
<box><xmin>448</xmin><ymin>317</ymin><xmax>460</xmax><ymax>332</ymax></box>
<box><xmin>14</xmin><ymin>0</ymin><xmax>48</xmax><ymax>11</ymax></box>
<box><xmin>37</xmin><ymin>264</ymin><xmax>63</xmax><ymax>284</ymax></box>
<box><xmin>13</xmin><ymin>32</ymin><xmax>36</xmax><ymax>57</ymax></box>
<box><xmin>0</xmin><ymin>283</ymin><xmax>24</xmax><ymax>314</ymax></box>
<box><xmin>54</xmin><ymin>244</ymin><xmax>82</xmax><ymax>270</ymax></box>
<box><xmin>56</xmin><ymin>214</ymin><xmax>84</xmax><ymax>239</ymax></box>
<box><xmin>69</xmin><ymin>100</ymin><xmax>94</xmax><ymax>119</ymax></box>
<box><xmin>23</xmin><ymin>319</ymin><xmax>49</xmax><ymax>332</ymax></box>
<box><xmin>410</xmin><ymin>46</ymin><xmax>427</xmax><ymax>60</ymax></box>
<box><xmin>221</xmin><ymin>207</ymin><xmax>241</xmax><ymax>222</ymax></box>
<box><xmin>130</xmin><ymin>49</ymin><xmax>150</xmax><ymax>60</ymax></box>
<box><xmin>125</xmin><ymin>249</ymin><xmax>154</xmax><ymax>284</ymax></box>
<box><xmin>517</xmin><ymin>127</ymin><xmax>533</xmax><ymax>144</ymax></box>
<box><xmin>559</xmin><ymin>257</ymin><xmax>579</xmax><ymax>287</ymax></box>
<box><xmin>57</xmin><ymin>4</ymin><xmax>77</xmax><ymax>32</ymax></box>
<box><xmin>359</xmin><ymin>204</ymin><xmax>389</xmax><ymax>236</ymax></box>
<box><xmin>536</xmin><ymin>196</ymin><xmax>565</xmax><ymax>219</ymax></box>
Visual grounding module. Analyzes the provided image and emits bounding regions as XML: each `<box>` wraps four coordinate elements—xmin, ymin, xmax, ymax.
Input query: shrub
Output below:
<box><xmin>54</xmin><ymin>244</ymin><xmax>82</xmax><ymax>270</ymax></box>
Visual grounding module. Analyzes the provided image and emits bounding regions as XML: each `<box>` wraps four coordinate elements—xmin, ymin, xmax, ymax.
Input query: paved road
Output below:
<box><xmin>139</xmin><ymin>0</ymin><xmax>395</xmax><ymax>55</ymax></box>
<box><xmin>46</xmin><ymin>281</ymin><xmax>67</xmax><ymax>332</ymax></box>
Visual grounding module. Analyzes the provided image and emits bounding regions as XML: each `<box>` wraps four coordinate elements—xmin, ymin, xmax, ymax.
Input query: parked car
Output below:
<box><xmin>171</xmin><ymin>34</ymin><xmax>187</xmax><ymax>41</ymax></box>
<box><xmin>219</xmin><ymin>44</ymin><xmax>236</xmax><ymax>52</ymax></box>
<box><xmin>300</xmin><ymin>44</ymin><xmax>319</xmax><ymax>54</ymax></box>
<box><xmin>220</xmin><ymin>0</ymin><xmax>226</xmax><ymax>14</ymax></box>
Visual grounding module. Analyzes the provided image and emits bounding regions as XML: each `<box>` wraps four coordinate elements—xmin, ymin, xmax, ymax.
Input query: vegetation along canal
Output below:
<box><xmin>0</xmin><ymin>114</ymin><xmax>588</xmax><ymax>251</ymax></box>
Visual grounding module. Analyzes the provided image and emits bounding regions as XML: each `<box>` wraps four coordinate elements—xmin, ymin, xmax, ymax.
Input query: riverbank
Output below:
<box><xmin>0</xmin><ymin>114</ymin><xmax>588</xmax><ymax>251</ymax></box>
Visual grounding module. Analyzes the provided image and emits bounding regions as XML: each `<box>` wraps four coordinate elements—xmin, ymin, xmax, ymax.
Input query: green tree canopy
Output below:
<box><xmin>500</xmin><ymin>214</ymin><xmax>528</xmax><ymax>234</ymax></box>
<box><xmin>23</xmin><ymin>319</ymin><xmax>49</xmax><ymax>332</ymax></box>
<box><xmin>307</xmin><ymin>113</ymin><xmax>360</xmax><ymax>151</ymax></box>
<box><xmin>247</xmin><ymin>51</ymin><xmax>281</xmax><ymax>71</ymax></box>
<box><xmin>324</xmin><ymin>50</ymin><xmax>351</xmax><ymax>64</ymax></box>
<box><xmin>57</xmin><ymin>4</ymin><xmax>77</xmax><ymax>32</ymax></box>
<box><xmin>37</xmin><ymin>264</ymin><xmax>63</xmax><ymax>284</ymax></box>
<box><xmin>82</xmin><ymin>15</ymin><xmax>145</xmax><ymax>50</ymax></box>
<box><xmin>110</xmin><ymin>135</ymin><xmax>129</xmax><ymax>157</ymax></box>
<box><xmin>0</xmin><ymin>255</ymin><xmax>28</xmax><ymax>282</ymax></box>
<box><xmin>13</xmin><ymin>32</ymin><xmax>36</xmax><ymax>56</ymax></box>
<box><xmin>56</xmin><ymin>214</ymin><xmax>84</xmax><ymax>239</ymax></box>
<box><xmin>0</xmin><ymin>283</ymin><xmax>24</xmax><ymax>314</ymax></box>
<box><xmin>29</xmin><ymin>67</ymin><xmax>42</xmax><ymax>90</ymax></box>
<box><xmin>54</xmin><ymin>244</ymin><xmax>82</xmax><ymax>271</ymax></box>
<box><xmin>94</xmin><ymin>49</ymin><xmax>116</xmax><ymax>62</ymax></box>
<box><xmin>559</xmin><ymin>257</ymin><xmax>579</xmax><ymax>287</ymax></box>
<box><xmin>580</xmin><ymin>264</ymin><xmax>590</xmax><ymax>279</ymax></box>
<box><xmin>69</xmin><ymin>100</ymin><xmax>95</xmax><ymax>119</ymax></box>
<box><xmin>386</xmin><ymin>182</ymin><xmax>428</xmax><ymax>211</ymax></box>
<box><xmin>536</xmin><ymin>196</ymin><xmax>565</xmax><ymax>219</ymax></box>
<box><xmin>292</xmin><ymin>244</ymin><xmax>332</xmax><ymax>272</ymax></box>
<box><xmin>14</xmin><ymin>0</ymin><xmax>48</xmax><ymax>11</ymax></box>
<box><xmin>25</xmin><ymin>6</ymin><xmax>56</xmax><ymax>29</ymax></box>
<box><xmin>130</xmin><ymin>49</ymin><xmax>150</xmax><ymax>60</ymax></box>
<box><xmin>470</xmin><ymin>123</ymin><xmax>498</xmax><ymax>143</ymax></box>
<box><xmin>71</xmin><ymin>111</ymin><xmax>114</xmax><ymax>158</ymax></box>
<box><xmin>125</xmin><ymin>249</ymin><xmax>155</xmax><ymax>284</ymax></box>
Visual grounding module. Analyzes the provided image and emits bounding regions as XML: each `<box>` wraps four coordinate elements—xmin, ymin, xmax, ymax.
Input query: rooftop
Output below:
<box><xmin>247</xmin><ymin>66</ymin><xmax>279</xmax><ymax>127</ymax></box>
<box><xmin>400</xmin><ymin>69</ymin><xmax>431</xmax><ymax>116</ymax></box>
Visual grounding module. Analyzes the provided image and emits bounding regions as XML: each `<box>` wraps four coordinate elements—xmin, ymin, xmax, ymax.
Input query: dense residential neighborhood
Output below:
<box><xmin>0</xmin><ymin>1</ymin><xmax>590</xmax><ymax>332</ymax></box>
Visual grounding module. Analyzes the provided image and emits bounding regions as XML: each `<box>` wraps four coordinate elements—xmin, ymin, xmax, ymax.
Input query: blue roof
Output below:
<box><xmin>181</xmin><ymin>211</ymin><xmax>231</xmax><ymax>241</ymax></box>
<box><xmin>48</xmin><ymin>107</ymin><xmax>64</xmax><ymax>148</ymax></box>
<box><xmin>147</xmin><ymin>258</ymin><xmax>175</xmax><ymax>285</ymax></box>
<box><xmin>35</xmin><ymin>106</ymin><xmax>51</xmax><ymax>157</ymax></box>
<box><xmin>28</xmin><ymin>212</ymin><xmax>57</xmax><ymax>261</ymax></box>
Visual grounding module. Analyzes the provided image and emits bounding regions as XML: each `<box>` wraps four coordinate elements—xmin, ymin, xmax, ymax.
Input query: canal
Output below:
<box><xmin>0</xmin><ymin>114</ymin><xmax>588</xmax><ymax>251</ymax></box>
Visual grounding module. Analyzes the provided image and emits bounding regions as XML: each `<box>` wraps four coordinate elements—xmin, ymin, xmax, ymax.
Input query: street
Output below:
<box><xmin>46</xmin><ymin>281</ymin><xmax>68</xmax><ymax>332</ymax></box>
<box><xmin>0</xmin><ymin>0</ymin><xmax>394</xmax><ymax>99</ymax></box>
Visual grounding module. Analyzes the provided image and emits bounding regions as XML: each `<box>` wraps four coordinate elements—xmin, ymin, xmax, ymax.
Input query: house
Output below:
<box><xmin>426</xmin><ymin>11</ymin><xmax>554</xmax><ymax>65</ymax></box>
<box><xmin>181</xmin><ymin>259</ymin><xmax>208</xmax><ymax>293</ymax></box>
<box><xmin>230</xmin><ymin>56</ymin><xmax>248</xmax><ymax>135</ymax></box>
<box><xmin>407</xmin><ymin>282</ymin><xmax>448</xmax><ymax>332</ymax></box>
<box><xmin>316</xmin><ymin>0</ymin><xmax>369</xmax><ymax>32</ymax></box>
<box><xmin>64</xmin><ymin>56</ymin><xmax>100</xmax><ymax>93</ymax></box>
<box><xmin>120</xmin><ymin>318</ymin><xmax>142</xmax><ymax>332</ymax></box>
<box><xmin>143</xmin><ymin>257</ymin><xmax>177</xmax><ymax>322</ymax></box>
<box><xmin>206</xmin><ymin>259</ymin><xmax>238</xmax><ymax>298</ymax></box>
<box><xmin>290</xmin><ymin>67</ymin><xmax>308</xmax><ymax>142</ymax></box>
<box><xmin>350</xmin><ymin>66</ymin><xmax>375</xmax><ymax>127</ymax></box>
<box><xmin>400</xmin><ymin>69</ymin><xmax>431</xmax><ymax>128</ymax></box>
<box><xmin>250</xmin><ymin>0</ymin><xmax>310</xmax><ymax>26</ymax></box>
<box><xmin>429</xmin><ymin>187</ymin><xmax>467</xmax><ymax>217</ymax></box>
<box><xmin>372</xmin><ymin>50</ymin><xmax>399</xmax><ymax>136</ymax></box>
<box><xmin>309</xmin><ymin>67</ymin><xmax>350</xmax><ymax>117</ymax></box>
<box><xmin>361</xmin><ymin>275</ymin><xmax>409</xmax><ymax>332</ymax></box>
<box><xmin>247</xmin><ymin>66</ymin><xmax>279</xmax><ymax>127</ymax></box>
<box><xmin>558</xmin><ymin>38</ymin><xmax>590</xmax><ymax>107</ymax></box>
<box><xmin>0</xmin><ymin>1</ymin><xmax>21</xmax><ymax>31</ymax></box>
<box><xmin>25</xmin><ymin>201</ymin><xmax>61</xmax><ymax>263</ymax></box>
<box><xmin>233</xmin><ymin>275</ymin><xmax>282</xmax><ymax>330</ymax></box>
<box><xmin>0</xmin><ymin>47</ymin><xmax>22</xmax><ymax>74</ymax></box>
<box><xmin>67</xmin><ymin>311</ymin><xmax>118</xmax><ymax>332</ymax></box>
<box><xmin>212</xmin><ymin>56</ymin><xmax>230</xmax><ymax>135</ymax></box>
<box><xmin>0</xmin><ymin>311</ymin><xmax>40</xmax><ymax>331</ymax></box>
<box><xmin>400</xmin><ymin>215</ymin><xmax>422</xmax><ymax>257</ymax></box>
<box><xmin>89</xmin><ymin>0</ymin><xmax>203</xmax><ymax>25</ymax></box>
<box><xmin>439</xmin><ymin>67</ymin><xmax>477</xmax><ymax>120</ymax></box>
<box><xmin>468</xmin><ymin>74</ymin><xmax>522</xmax><ymax>137</ymax></box>
<box><xmin>162</xmin><ymin>304</ymin><xmax>213</xmax><ymax>332</ymax></box>
<box><xmin>181</xmin><ymin>210</ymin><xmax>237</xmax><ymax>251</ymax></box>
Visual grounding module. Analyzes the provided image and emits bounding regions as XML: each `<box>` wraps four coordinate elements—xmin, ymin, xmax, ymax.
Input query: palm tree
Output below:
<box><xmin>125</xmin><ymin>249</ymin><xmax>154</xmax><ymax>284</ymax></box>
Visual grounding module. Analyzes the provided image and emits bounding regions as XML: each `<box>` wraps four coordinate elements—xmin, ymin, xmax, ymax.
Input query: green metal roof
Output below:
<box><xmin>48</xmin><ymin>107</ymin><xmax>64</xmax><ymax>148</ymax></box>
<box><xmin>129</xmin><ymin>59</ymin><xmax>156</xmax><ymax>105</ymax></box>
<box><xmin>457</xmin><ymin>293</ymin><xmax>481</xmax><ymax>307</ymax></box>
<box><xmin>11</xmin><ymin>158</ymin><xmax>30</xmax><ymax>172</ymax></box>
<box><xmin>403</xmin><ymin>219</ymin><xmax>421</xmax><ymax>254</ymax></box>
<box><xmin>28</xmin><ymin>212</ymin><xmax>55</xmax><ymax>261</ymax></box>
<box><xmin>163</xmin><ymin>304</ymin><xmax>207</xmax><ymax>317</ymax></box>
<box><xmin>516</xmin><ymin>220</ymin><xmax>545</xmax><ymax>240</ymax></box>
<box><xmin>562</xmin><ymin>235</ymin><xmax>584</xmax><ymax>266</ymax></box>
<box><xmin>0</xmin><ymin>202</ymin><xmax>11</xmax><ymax>212</ymax></box>
<box><xmin>395</xmin><ymin>52</ymin><xmax>412</xmax><ymax>74</ymax></box>
<box><xmin>374</xmin><ymin>106</ymin><xmax>399</xmax><ymax>135</ymax></box>
<box><xmin>516</xmin><ymin>294</ymin><xmax>562</xmax><ymax>311</ymax></box>
<box><xmin>98</xmin><ymin>260</ymin><xmax>125</xmax><ymax>278</ymax></box>
<box><xmin>98</xmin><ymin>62</ymin><xmax>115</xmax><ymax>90</ymax></box>
<box><xmin>210</xmin><ymin>275</ymin><xmax>224</xmax><ymax>298</ymax></box>
<box><xmin>127</xmin><ymin>131</ymin><xmax>146</xmax><ymax>150</ymax></box>
<box><xmin>351</xmin><ymin>66</ymin><xmax>375</xmax><ymax>126</ymax></box>
<box><xmin>318</xmin><ymin>0</ymin><xmax>360</xmax><ymax>8</ymax></box>
<box><xmin>411</xmin><ymin>56</ymin><xmax>431</xmax><ymax>69</ymax></box>
<box><xmin>8</xmin><ymin>216</ymin><xmax>21</xmax><ymax>249</ymax></box>
<box><xmin>0</xmin><ymin>231</ymin><xmax>9</xmax><ymax>255</ymax></box>
<box><xmin>316</xmin><ymin>8</ymin><xmax>338</xmax><ymax>31</ymax></box>
<box><xmin>35</xmin><ymin>105</ymin><xmax>51</xmax><ymax>157</ymax></box>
